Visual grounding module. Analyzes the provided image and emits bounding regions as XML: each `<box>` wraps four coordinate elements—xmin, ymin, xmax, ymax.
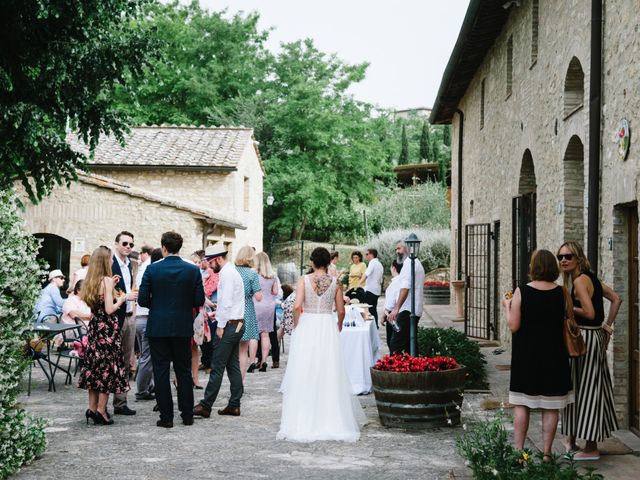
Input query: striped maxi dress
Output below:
<box><xmin>561</xmin><ymin>272</ymin><xmax>618</xmax><ymax>442</ymax></box>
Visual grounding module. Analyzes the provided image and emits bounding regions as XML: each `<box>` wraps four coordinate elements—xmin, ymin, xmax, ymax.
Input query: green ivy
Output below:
<box><xmin>0</xmin><ymin>190</ymin><xmax>47</xmax><ymax>479</ymax></box>
<box><xmin>456</xmin><ymin>412</ymin><xmax>603</xmax><ymax>479</ymax></box>
<box><xmin>417</xmin><ymin>327</ymin><xmax>488</xmax><ymax>389</ymax></box>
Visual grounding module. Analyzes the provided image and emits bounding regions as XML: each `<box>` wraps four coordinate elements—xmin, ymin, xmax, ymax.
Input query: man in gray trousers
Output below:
<box><xmin>193</xmin><ymin>244</ymin><xmax>245</xmax><ymax>417</ymax></box>
<box><xmin>135</xmin><ymin>245</ymin><xmax>155</xmax><ymax>401</ymax></box>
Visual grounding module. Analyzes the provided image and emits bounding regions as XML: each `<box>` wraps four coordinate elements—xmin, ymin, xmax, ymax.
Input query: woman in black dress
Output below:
<box><xmin>558</xmin><ymin>241</ymin><xmax>621</xmax><ymax>460</ymax></box>
<box><xmin>502</xmin><ymin>249</ymin><xmax>573</xmax><ymax>459</ymax></box>
<box><xmin>78</xmin><ymin>246</ymin><xmax>135</xmax><ymax>425</ymax></box>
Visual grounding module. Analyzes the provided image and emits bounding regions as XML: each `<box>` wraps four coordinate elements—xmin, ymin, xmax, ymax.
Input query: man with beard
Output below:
<box><xmin>194</xmin><ymin>244</ymin><xmax>246</xmax><ymax>418</ymax></box>
<box><xmin>386</xmin><ymin>240</ymin><xmax>425</xmax><ymax>354</ymax></box>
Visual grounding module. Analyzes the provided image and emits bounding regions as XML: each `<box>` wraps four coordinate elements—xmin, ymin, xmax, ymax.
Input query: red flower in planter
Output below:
<box><xmin>374</xmin><ymin>353</ymin><xmax>458</xmax><ymax>373</ymax></box>
<box><xmin>424</xmin><ymin>280</ymin><xmax>450</xmax><ymax>287</ymax></box>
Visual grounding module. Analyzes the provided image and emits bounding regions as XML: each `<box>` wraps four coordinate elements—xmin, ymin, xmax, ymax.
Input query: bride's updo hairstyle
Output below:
<box><xmin>310</xmin><ymin>247</ymin><xmax>331</xmax><ymax>270</ymax></box>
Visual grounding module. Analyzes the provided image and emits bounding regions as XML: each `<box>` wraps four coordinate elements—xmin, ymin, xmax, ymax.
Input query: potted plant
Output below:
<box><xmin>424</xmin><ymin>280</ymin><xmax>451</xmax><ymax>304</ymax></box>
<box><xmin>371</xmin><ymin>354</ymin><xmax>466</xmax><ymax>429</ymax></box>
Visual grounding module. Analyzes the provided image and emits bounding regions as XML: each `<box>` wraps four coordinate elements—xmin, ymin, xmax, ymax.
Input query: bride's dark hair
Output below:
<box><xmin>309</xmin><ymin>247</ymin><xmax>331</xmax><ymax>270</ymax></box>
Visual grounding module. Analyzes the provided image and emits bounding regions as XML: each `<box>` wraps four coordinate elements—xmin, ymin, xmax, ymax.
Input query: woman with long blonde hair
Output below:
<box><xmin>235</xmin><ymin>246</ymin><xmax>263</xmax><ymax>380</ymax></box>
<box><xmin>557</xmin><ymin>241</ymin><xmax>622</xmax><ymax>460</ymax></box>
<box><xmin>253</xmin><ymin>252</ymin><xmax>282</xmax><ymax>372</ymax></box>
<box><xmin>78</xmin><ymin>246</ymin><xmax>136</xmax><ymax>425</ymax></box>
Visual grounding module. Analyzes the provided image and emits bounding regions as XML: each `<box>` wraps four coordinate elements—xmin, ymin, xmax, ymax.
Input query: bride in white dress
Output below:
<box><xmin>277</xmin><ymin>247</ymin><xmax>365</xmax><ymax>442</ymax></box>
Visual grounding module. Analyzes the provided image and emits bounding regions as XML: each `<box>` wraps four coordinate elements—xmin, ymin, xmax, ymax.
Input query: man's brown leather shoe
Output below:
<box><xmin>182</xmin><ymin>417</ymin><xmax>194</xmax><ymax>426</ymax></box>
<box><xmin>217</xmin><ymin>406</ymin><xmax>240</xmax><ymax>416</ymax></box>
<box><xmin>272</xmin><ymin>361</ymin><xmax>280</xmax><ymax>369</ymax></box>
<box><xmin>193</xmin><ymin>403</ymin><xmax>211</xmax><ymax>418</ymax></box>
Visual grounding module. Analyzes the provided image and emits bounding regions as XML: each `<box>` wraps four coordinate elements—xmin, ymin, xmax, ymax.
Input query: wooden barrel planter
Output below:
<box><xmin>370</xmin><ymin>366</ymin><xmax>466</xmax><ymax>429</ymax></box>
<box><xmin>424</xmin><ymin>285</ymin><xmax>451</xmax><ymax>305</ymax></box>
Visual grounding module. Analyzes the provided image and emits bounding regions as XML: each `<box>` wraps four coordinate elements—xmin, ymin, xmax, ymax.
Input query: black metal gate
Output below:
<box><xmin>512</xmin><ymin>193</ymin><xmax>537</xmax><ymax>290</ymax></box>
<box><xmin>465</xmin><ymin>224</ymin><xmax>492</xmax><ymax>339</ymax></box>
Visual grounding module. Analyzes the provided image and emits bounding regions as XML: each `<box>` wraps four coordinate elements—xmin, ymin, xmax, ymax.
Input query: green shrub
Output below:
<box><xmin>417</xmin><ymin>327</ymin><xmax>487</xmax><ymax>389</ymax></box>
<box><xmin>363</xmin><ymin>228</ymin><xmax>450</xmax><ymax>275</ymax></box>
<box><xmin>0</xmin><ymin>190</ymin><xmax>47</xmax><ymax>479</ymax></box>
<box><xmin>456</xmin><ymin>412</ymin><xmax>603</xmax><ymax>479</ymax></box>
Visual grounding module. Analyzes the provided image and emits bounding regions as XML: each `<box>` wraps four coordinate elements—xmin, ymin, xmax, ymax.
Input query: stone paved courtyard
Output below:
<box><xmin>15</xmin><ymin>306</ymin><xmax>640</xmax><ymax>479</ymax></box>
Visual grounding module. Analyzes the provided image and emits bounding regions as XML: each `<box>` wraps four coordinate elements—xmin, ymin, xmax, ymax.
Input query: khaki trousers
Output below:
<box><xmin>114</xmin><ymin>313</ymin><xmax>135</xmax><ymax>408</ymax></box>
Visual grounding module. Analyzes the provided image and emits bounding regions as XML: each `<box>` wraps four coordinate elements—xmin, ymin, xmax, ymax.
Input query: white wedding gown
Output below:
<box><xmin>277</xmin><ymin>275</ymin><xmax>365</xmax><ymax>442</ymax></box>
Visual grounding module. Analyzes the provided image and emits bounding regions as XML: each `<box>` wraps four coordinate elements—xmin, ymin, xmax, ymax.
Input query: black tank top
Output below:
<box><xmin>571</xmin><ymin>270</ymin><xmax>605</xmax><ymax>327</ymax></box>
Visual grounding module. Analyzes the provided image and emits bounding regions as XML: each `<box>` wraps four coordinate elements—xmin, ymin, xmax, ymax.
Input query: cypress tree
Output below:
<box><xmin>443</xmin><ymin>125</ymin><xmax>451</xmax><ymax>147</ymax></box>
<box><xmin>419</xmin><ymin>121</ymin><xmax>431</xmax><ymax>162</ymax></box>
<box><xmin>399</xmin><ymin>124</ymin><xmax>409</xmax><ymax>165</ymax></box>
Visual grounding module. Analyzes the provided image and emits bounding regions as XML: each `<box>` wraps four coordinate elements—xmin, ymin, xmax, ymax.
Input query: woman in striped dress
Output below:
<box><xmin>558</xmin><ymin>241</ymin><xmax>622</xmax><ymax>461</ymax></box>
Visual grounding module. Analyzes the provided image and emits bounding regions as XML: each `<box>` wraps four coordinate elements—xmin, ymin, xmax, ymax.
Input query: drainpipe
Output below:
<box><xmin>587</xmin><ymin>0</ymin><xmax>602</xmax><ymax>272</ymax></box>
<box><xmin>454</xmin><ymin>108</ymin><xmax>464</xmax><ymax>280</ymax></box>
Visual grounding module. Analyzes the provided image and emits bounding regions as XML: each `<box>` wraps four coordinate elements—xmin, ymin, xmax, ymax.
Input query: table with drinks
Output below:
<box><xmin>339</xmin><ymin>305</ymin><xmax>381</xmax><ymax>395</ymax></box>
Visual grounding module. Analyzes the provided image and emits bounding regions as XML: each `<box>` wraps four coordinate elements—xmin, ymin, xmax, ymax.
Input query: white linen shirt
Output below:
<box><xmin>383</xmin><ymin>276</ymin><xmax>402</xmax><ymax>312</ymax></box>
<box><xmin>364</xmin><ymin>257</ymin><xmax>384</xmax><ymax>296</ymax></box>
<box><xmin>398</xmin><ymin>256</ymin><xmax>425</xmax><ymax>316</ymax></box>
<box><xmin>135</xmin><ymin>258</ymin><xmax>151</xmax><ymax>316</ymax></box>
<box><xmin>215</xmin><ymin>262</ymin><xmax>245</xmax><ymax>329</ymax></box>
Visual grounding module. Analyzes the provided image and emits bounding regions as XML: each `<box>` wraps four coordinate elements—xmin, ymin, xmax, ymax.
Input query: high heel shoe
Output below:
<box><xmin>93</xmin><ymin>411</ymin><xmax>114</xmax><ymax>426</ymax></box>
<box><xmin>85</xmin><ymin>409</ymin><xmax>95</xmax><ymax>425</ymax></box>
<box><xmin>247</xmin><ymin>363</ymin><xmax>258</xmax><ymax>373</ymax></box>
<box><xmin>258</xmin><ymin>362</ymin><xmax>267</xmax><ymax>372</ymax></box>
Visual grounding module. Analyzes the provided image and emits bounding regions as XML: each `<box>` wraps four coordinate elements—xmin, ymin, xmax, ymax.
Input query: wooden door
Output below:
<box><xmin>629</xmin><ymin>206</ymin><xmax>639</xmax><ymax>434</ymax></box>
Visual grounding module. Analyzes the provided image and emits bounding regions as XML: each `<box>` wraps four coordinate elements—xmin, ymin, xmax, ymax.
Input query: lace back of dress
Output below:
<box><xmin>303</xmin><ymin>274</ymin><xmax>336</xmax><ymax>314</ymax></box>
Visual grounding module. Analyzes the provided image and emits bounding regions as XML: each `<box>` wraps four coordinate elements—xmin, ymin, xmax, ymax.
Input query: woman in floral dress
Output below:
<box><xmin>78</xmin><ymin>246</ymin><xmax>135</xmax><ymax>425</ymax></box>
<box><xmin>235</xmin><ymin>246</ymin><xmax>263</xmax><ymax>381</ymax></box>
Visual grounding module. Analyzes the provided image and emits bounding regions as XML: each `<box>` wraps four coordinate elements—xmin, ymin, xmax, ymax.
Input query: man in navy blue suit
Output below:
<box><xmin>138</xmin><ymin>231</ymin><xmax>205</xmax><ymax>428</ymax></box>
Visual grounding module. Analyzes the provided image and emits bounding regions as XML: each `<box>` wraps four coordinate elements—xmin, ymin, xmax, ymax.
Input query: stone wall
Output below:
<box><xmin>448</xmin><ymin>0</ymin><xmax>640</xmax><ymax>428</ymax></box>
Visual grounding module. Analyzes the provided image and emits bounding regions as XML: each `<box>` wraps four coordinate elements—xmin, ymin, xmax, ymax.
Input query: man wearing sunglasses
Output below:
<box><xmin>112</xmin><ymin>230</ymin><xmax>137</xmax><ymax>416</ymax></box>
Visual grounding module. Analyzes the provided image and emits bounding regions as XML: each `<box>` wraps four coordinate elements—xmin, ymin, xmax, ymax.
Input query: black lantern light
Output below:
<box><xmin>405</xmin><ymin>232</ymin><xmax>421</xmax><ymax>356</ymax></box>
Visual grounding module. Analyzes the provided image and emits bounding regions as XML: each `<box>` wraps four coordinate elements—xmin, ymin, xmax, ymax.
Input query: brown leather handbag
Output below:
<box><xmin>562</xmin><ymin>286</ymin><xmax>586</xmax><ymax>357</ymax></box>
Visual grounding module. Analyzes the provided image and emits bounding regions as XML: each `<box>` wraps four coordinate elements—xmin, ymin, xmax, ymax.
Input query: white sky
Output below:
<box><xmin>198</xmin><ymin>0</ymin><xmax>470</xmax><ymax>111</ymax></box>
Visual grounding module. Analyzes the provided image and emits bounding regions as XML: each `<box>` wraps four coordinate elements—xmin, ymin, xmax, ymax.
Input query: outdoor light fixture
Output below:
<box><xmin>405</xmin><ymin>232</ymin><xmax>421</xmax><ymax>356</ymax></box>
<box><xmin>266</xmin><ymin>192</ymin><xmax>274</xmax><ymax>206</ymax></box>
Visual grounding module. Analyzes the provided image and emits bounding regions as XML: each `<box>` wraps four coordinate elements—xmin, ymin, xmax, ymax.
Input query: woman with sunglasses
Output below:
<box><xmin>557</xmin><ymin>241</ymin><xmax>622</xmax><ymax>460</ymax></box>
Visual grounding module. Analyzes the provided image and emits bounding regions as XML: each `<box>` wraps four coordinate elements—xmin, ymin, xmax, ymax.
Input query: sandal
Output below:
<box><xmin>573</xmin><ymin>451</ymin><xmax>600</xmax><ymax>461</ymax></box>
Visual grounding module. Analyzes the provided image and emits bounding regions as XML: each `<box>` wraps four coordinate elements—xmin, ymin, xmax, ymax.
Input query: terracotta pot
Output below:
<box><xmin>371</xmin><ymin>366</ymin><xmax>466</xmax><ymax>429</ymax></box>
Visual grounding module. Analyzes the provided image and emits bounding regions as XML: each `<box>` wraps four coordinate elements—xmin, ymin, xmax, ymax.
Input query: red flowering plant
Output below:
<box><xmin>374</xmin><ymin>353</ymin><xmax>458</xmax><ymax>373</ymax></box>
<box><xmin>424</xmin><ymin>280</ymin><xmax>450</xmax><ymax>287</ymax></box>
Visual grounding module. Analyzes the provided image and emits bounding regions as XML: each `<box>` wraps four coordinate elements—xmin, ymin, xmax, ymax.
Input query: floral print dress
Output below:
<box><xmin>78</xmin><ymin>299</ymin><xmax>129</xmax><ymax>394</ymax></box>
<box><xmin>237</xmin><ymin>266</ymin><xmax>261</xmax><ymax>341</ymax></box>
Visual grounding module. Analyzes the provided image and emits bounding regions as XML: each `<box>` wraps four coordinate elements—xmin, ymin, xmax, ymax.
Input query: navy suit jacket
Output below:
<box><xmin>138</xmin><ymin>256</ymin><xmax>205</xmax><ymax>338</ymax></box>
<box><xmin>112</xmin><ymin>255</ymin><xmax>133</xmax><ymax>328</ymax></box>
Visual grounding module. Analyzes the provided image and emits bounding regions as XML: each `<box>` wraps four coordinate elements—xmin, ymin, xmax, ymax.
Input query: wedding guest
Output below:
<box><xmin>79</xmin><ymin>246</ymin><xmax>134</xmax><ymax>426</ymax></box>
<box><xmin>387</xmin><ymin>240</ymin><xmax>425</xmax><ymax>354</ymax></box>
<box><xmin>235</xmin><ymin>246</ymin><xmax>263</xmax><ymax>379</ymax></box>
<box><xmin>138</xmin><ymin>231</ymin><xmax>205</xmax><ymax>428</ymax></box>
<box><xmin>135</xmin><ymin>245</ymin><xmax>155</xmax><ymax>401</ymax></box>
<box><xmin>272</xmin><ymin>284</ymin><xmax>294</xmax><ymax>367</ymax></box>
<box><xmin>357</xmin><ymin>248</ymin><xmax>384</xmax><ymax>327</ymax></box>
<box><xmin>35</xmin><ymin>269</ymin><xmax>66</xmax><ymax>321</ymax></box>
<box><xmin>346</xmin><ymin>251</ymin><xmax>366</xmax><ymax>299</ymax></box>
<box><xmin>380</xmin><ymin>260</ymin><xmax>403</xmax><ymax>349</ymax></box>
<box><xmin>502</xmin><ymin>249</ymin><xmax>573</xmax><ymax>460</ymax></box>
<box><xmin>194</xmin><ymin>244</ymin><xmax>245</xmax><ymax>418</ymax></box>
<box><xmin>55</xmin><ymin>280</ymin><xmax>92</xmax><ymax>347</ymax></box>
<box><xmin>150</xmin><ymin>247</ymin><xmax>163</xmax><ymax>263</ymax></box>
<box><xmin>198</xmin><ymin>251</ymin><xmax>219</xmax><ymax>373</ymax></box>
<box><xmin>111</xmin><ymin>231</ymin><xmax>136</xmax><ymax>416</ymax></box>
<box><xmin>67</xmin><ymin>254</ymin><xmax>90</xmax><ymax>294</ymax></box>
<box><xmin>280</xmin><ymin>284</ymin><xmax>296</xmax><ymax>337</ymax></box>
<box><xmin>253</xmin><ymin>252</ymin><xmax>282</xmax><ymax>372</ymax></box>
<box><xmin>328</xmin><ymin>251</ymin><xmax>345</xmax><ymax>280</ymax></box>
<box><xmin>559</xmin><ymin>242</ymin><xmax>621</xmax><ymax>460</ymax></box>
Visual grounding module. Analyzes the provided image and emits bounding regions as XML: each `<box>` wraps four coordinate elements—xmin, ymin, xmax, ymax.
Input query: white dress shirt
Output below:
<box><xmin>364</xmin><ymin>257</ymin><xmax>384</xmax><ymax>296</ymax></box>
<box><xmin>398</xmin><ymin>256</ymin><xmax>425</xmax><ymax>316</ymax></box>
<box><xmin>115</xmin><ymin>254</ymin><xmax>133</xmax><ymax>313</ymax></box>
<box><xmin>383</xmin><ymin>276</ymin><xmax>402</xmax><ymax>312</ymax></box>
<box><xmin>216</xmin><ymin>262</ymin><xmax>245</xmax><ymax>329</ymax></box>
<box><xmin>135</xmin><ymin>258</ymin><xmax>151</xmax><ymax>316</ymax></box>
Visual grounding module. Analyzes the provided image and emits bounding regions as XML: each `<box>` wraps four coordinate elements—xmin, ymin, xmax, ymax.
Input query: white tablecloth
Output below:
<box><xmin>339</xmin><ymin>307</ymin><xmax>381</xmax><ymax>394</ymax></box>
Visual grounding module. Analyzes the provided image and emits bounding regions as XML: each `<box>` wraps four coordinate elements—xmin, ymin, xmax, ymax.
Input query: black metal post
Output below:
<box><xmin>410</xmin><ymin>253</ymin><xmax>418</xmax><ymax>356</ymax></box>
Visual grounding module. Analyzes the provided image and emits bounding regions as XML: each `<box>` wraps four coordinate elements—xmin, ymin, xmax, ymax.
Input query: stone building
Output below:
<box><xmin>20</xmin><ymin>125</ymin><xmax>264</xmax><ymax>280</ymax></box>
<box><xmin>430</xmin><ymin>0</ymin><xmax>639</xmax><ymax>433</ymax></box>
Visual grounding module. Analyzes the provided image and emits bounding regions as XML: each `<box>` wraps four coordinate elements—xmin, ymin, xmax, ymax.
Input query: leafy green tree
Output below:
<box><xmin>399</xmin><ymin>124</ymin><xmax>409</xmax><ymax>165</ymax></box>
<box><xmin>443</xmin><ymin>124</ymin><xmax>451</xmax><ymax>147</ymax></box>
<box><xmin>0</xmin><ymin>0</ymin><xmax>157</xmax><ymax>202</ymax></box>
<box><xmin>419</xmin><ymin>121</ymin><xmax>431</xmax><ymax>162</ymax></box>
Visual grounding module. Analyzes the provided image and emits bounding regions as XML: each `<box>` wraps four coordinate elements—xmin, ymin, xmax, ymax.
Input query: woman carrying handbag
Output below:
<box><xmin>558</xmin><ymin>241</ymin><xmax>622</xmax><ymax>460</ymax></box>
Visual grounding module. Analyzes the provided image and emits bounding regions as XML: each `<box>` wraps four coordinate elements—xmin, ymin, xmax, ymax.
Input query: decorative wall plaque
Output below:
<box><xmin>613</xmin><ymin>118</ymin><xmax>630</xmax><ymax>161</ymax></box>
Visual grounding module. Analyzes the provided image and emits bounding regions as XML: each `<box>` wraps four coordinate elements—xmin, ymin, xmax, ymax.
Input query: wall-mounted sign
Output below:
<box><xmin>73</xmin><ymin>237</ymin><xmax>85</xmax><ymax>253</ymax></box>
<box><xmin>613</xmin><ymin>119</ymin><xmax>630</xmax><ymax>161</ymax></box>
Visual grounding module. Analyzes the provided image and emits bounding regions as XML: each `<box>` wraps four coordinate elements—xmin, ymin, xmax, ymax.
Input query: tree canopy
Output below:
<box><xmin>0</xmin><ymin>0</ymin><xmax>157</xmax><ymax>202</ymax></box>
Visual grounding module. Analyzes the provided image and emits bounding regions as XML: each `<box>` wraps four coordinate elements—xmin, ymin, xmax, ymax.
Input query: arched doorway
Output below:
<box><xmin>563</xmin><ymin>136</ymin><xmax>585</xmax><ymax>243</ymax></box>
<box><xmin>512</xmin><ymin>150</ymin><xmax>537</xmax><ymax>288</ymax></box>
<box><xmin>34</xmin><ymin>233</ymin><xmax>70</xmax><ymax>290</ymax></box>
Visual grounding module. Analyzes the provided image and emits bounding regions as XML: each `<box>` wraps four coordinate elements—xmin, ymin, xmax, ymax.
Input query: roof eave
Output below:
<box><xmin>89</xmin><ymin>164</ymin><xmax>237</xmax><ymax>173</ymax></box>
